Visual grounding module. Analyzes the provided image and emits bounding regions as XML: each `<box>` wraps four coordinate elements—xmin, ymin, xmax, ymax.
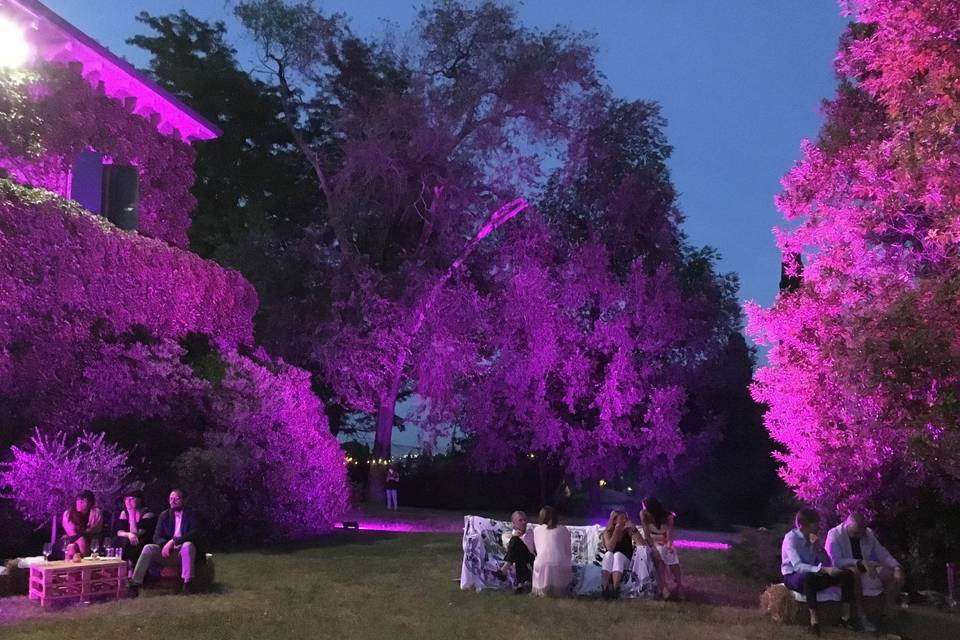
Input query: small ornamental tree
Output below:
<box><xmin>0</xmin><ymin>429</ymin><xmax>131</xmax><ymax>544</ymax></box>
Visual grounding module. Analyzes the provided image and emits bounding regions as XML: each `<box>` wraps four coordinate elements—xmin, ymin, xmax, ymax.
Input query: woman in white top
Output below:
<box><xmin>532</xmin><ymin>505</ymin><xmax>572</xmax><ymax>597</ymax></box>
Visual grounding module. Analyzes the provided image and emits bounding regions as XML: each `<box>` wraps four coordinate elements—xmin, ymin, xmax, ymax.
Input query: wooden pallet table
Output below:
<box><xmin>28</xmin><ymin>558</ymin><xmax>125</xmax><ymax>607</ymax></box>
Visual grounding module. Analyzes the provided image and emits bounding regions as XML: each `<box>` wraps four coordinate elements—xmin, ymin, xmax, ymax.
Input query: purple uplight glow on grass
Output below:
<box><xmin>343</xmin><ymin>519</ymin><xmax>464</xmax><ymax>534</ymax></box>
<box><xmin>672</xmin><ymin>539</ymin><xmax>731</xmax><ymax>551</ymax></box>
<box><xmin>345</xmin><ymin>519</ymin><xmax>731</xmax><ymax>549</ymax></box>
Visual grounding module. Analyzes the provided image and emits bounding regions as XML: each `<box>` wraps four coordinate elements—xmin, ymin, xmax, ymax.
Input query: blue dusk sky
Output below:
<box><xmin>44</xmin><ymin>0</ymin><xmax>848</xmax><ymax>312</ymax></box>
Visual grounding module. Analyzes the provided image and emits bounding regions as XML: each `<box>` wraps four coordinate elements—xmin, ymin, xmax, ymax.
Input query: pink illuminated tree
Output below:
<box><xmin>236</xmin><ymin>0</ymin><xmax>600</xmax><ymax>499</ymax></box>
<box><xmin>452</xmin><ymin>98</ymin><xmax>744</xmax><ymax>489</ymax></box>
<box><xmin>748</xmin><ymin>0</ymin><xmax>960</xmax><ymax>516</ymax></box>
<box><xmin>0</xmin><ymin>429</ymin><xmax>131</xmax><ymax>544</ymax></box>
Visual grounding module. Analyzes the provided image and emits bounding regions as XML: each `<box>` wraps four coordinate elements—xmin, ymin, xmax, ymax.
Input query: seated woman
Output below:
<box><xmin>114</xmin><ymin>489</ymin><xmax>156</xmax><ymax>568</ymax></box>
<box><xmin>601</xmin><ymin>510</ymin><xmax>640</xmax><ymax>599</ymax></box>
<box><xmin>640</xmin><ymin>497</ymin><xmax>684</xmax><ymax>600</ymax></box>
<box><xmin>531</xmin><ymin>506</ymin><xmax>572</xmax><ymax>597</ymax></box>
<box><xmin>61</xmin><ymin>489</ymin><xmax>103</xmax><ymax>558</ymax></box>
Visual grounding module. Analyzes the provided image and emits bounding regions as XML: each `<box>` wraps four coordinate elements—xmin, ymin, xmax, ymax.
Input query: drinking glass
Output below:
<box><xmin>90</xmin><ymin>538</ymin><xmax>100</xmax><ymax>559</ymax></box>
<box><xmin>42</xmin><ymin>542</ymin><xmax>53</xmax><ymax>563</ymax></box>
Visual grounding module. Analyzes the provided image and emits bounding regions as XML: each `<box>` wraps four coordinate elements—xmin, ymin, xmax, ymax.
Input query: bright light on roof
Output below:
<box><xmin>0</xmin><ymin>16</ymin><xmax>30</xmax><ymax>69</ymax></box>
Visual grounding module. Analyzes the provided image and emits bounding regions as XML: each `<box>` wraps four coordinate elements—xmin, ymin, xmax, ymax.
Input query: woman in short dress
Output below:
<box><xmin>640</xmin><ymin>497</ymin><xmax>684</xmax><ymax>600</ymax></box>
<box><xmin>531</xmin><ymin>505</ymin><xmax>572</xmax><ymax>597</ymax></box>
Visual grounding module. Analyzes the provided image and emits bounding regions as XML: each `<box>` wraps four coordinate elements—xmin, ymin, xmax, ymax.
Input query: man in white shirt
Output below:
<box><xmin>781</xmin><ymin>508</ymin><xmax>866</xmax><ymax>634</ymax></box>
<box><xmin>826</xmin><ymin>513</ymin><xmax>905</xmax><ymax>618</ymax></box>
<box><xmin>495</xmin><ymin>510</ymin><xmax>536</xmax><ymax>594</ymax></box>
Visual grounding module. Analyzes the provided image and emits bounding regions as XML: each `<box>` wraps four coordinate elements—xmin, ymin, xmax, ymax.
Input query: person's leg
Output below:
<box><xmin>130</xmin><ymin>544</ymin><xmax>160</xmax><ymax>587</ymax></box>
<box><xmin>179</xmin><ymin>542</ymin><xmax>196</xmax><ymax>583</ymax></box>
<box><xmin>651</xmin><ymin>550</ymin><xmax>669</xmax><ymax>599</ymax></box>
<box><xmin>784</xmin><ymin>572</ymin><xmax>821</xmax><ymax>629</ymax></box>
<box><xmin>607</xmin><ymin>552</ymin><xmax>628</xmax><ymax>599</ymax></box>
<box><xmin>499</xmin><ymin>537</ymin><xmax>530</xmax><ymax>582</ymax></box>
<box><xmin>513</xmin><ymin>545</ymin><xmax>533</xmax><ymax>586</ymax></box>
<box><xmin>877</xmin><ymin>566</ymin><xmax>904</xmax><ymax>614</ymax></box>
<box><xmin>601</xmin><ymin>552</ymin><xmax>614</xmax><ymax>598</ymax></box>
<box><xmin>669</xmin><ymin>563</ymin><xmax>684</xmax><ymax>599</ymax></box>
<box><xmin>843</xmin><ymin>569</ymin><xmax>880</xmax><ymax>631</ymax></box>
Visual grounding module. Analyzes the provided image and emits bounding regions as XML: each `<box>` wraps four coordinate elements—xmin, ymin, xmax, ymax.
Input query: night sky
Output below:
<box><xmin>44</xmin><ymin>0</ymin><xmax>846</xmax><ymax>310</ymax></box>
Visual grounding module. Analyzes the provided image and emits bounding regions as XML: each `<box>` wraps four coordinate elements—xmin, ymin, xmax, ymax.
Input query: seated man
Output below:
<box><xmin>827</xmin><ymin>512</ymin><xmax>905</xmax><ymax>620</ymax></box>
<box><xmin>61</xmin><ymin>489</ymin><xmax>103</xmax><ymax>558</ymax></box>
<box><xmin>782</xmin><ymin>508</ymin><xmax>871</xmax><ymax>635</ymax></box>
<box><xmin>127</xmin><ymin>488</ymin><xmax>202</xmax><ymax>596</ymax></box>
<box><xmin>494</xmin><ymin>510</ymin><xmax>536</xmax><ymax>594</ymax></box>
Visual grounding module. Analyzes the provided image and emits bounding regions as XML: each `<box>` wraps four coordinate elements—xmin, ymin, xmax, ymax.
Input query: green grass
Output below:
<box><xmin>0</xmin><ymin>528</ymin><xmax>848</xmax><ymax>640</ymax></box>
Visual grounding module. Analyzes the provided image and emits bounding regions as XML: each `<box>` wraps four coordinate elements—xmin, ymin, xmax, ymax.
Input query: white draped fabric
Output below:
<box><xmin>459</xmin><ymin>515</ymin><xmax>657</xmax><ymax>598</ymax></box>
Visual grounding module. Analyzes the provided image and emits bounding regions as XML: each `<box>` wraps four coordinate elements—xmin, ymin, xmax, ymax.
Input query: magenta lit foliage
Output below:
<box><xmin>0</xmin><ymin>429</ymin><xmax>131</xmax><ymax>528</ymax></box>
<box><xmin>210</xmin><ymin>350</ymin><xmax>351</xmax><ymax>538</ymax></box>
<box><xmin>748</xmin><ymin>0</ymin><xmax>960</xmax><ymax>515</ymax></box>
<box><xmin>0</xmin><ymin>184</ymin><xmax>349</xmax><ymax>537</ymax></box>
<box><xmin>0</xmin><ymin>63</ymin><xmax>197</xmax><ymax>247</ymax></box>
<box><xmin>0</xmin><ymin>179</ymin><xmax>255</xmax><ymax>424</ymax></box>
<box><xmin>457</xmin><ymin>226</ymin><xmax>721</xmax><ymax>482</ymax></box>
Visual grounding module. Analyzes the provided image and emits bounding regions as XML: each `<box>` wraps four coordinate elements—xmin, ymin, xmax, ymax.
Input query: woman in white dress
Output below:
<box><xmin>640</xmin><ymin>497</ymin><xmax>684</xmax><ymax>600</ymax></box>
<box><xmin>532</xmin><ymin>505</ymin><xmax>572</xmax><ymax>597</ymax></box>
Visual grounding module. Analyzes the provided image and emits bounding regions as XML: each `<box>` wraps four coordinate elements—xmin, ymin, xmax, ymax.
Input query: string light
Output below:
<box><xmin>598</xmin><ymin>479</ymin><xmax>607</xmax><ymax>487</ymax></box>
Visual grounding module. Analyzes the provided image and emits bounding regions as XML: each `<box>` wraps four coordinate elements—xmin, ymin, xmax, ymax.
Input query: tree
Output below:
<box><xmin>748</xmin><ymin>0</ymin><xmax>960</xmax><ymax>517</ymax></box>
<box><xmin>456</xmin><ymin>98</ymin><xmax>750</xmax><ymax>500</ymax></box>
<box><xmin>0</xmin><ymin>430</ymin><xmax>131</xmax><ymax>544</ymax></box>
<box><xmin>234</xmin><ymin>0</ymin><xmax>600</xmax><ymax>499</ymax></box>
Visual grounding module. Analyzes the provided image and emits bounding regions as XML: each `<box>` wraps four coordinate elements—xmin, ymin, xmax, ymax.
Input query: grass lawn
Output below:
<box><xmin>0</xmin><ymin>519</ymin><xmax>846</xmax><ymax>640</ymax></box>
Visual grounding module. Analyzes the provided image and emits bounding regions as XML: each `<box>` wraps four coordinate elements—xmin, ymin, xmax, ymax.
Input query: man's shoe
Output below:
<box><xmin>839</xmin><ymin>617</ymin><xmax>861</xmax><ymax>632</ymax></box>
<box><xmin>180</xmin><ymin>581</ymin><xmax>195</xmax><ymax>595</ymax></box>
<box><xmin>126</xmin><ymin>583</ymin><xmax>140</xmax><ymax>598</ymax></box>
<box><xmin>513</xmin><ymin>581</ymin><xmax>531</xmax><ymax>595</ymax></box>
<box><xmin>809</xmin><ymin>623</ymin><xmax>821</xmax><ymax>636</ymax></box>
<box><xmin>858</xmin><ymin>616</ymin><xmax>877</xmax><ymax>633</ymax></box>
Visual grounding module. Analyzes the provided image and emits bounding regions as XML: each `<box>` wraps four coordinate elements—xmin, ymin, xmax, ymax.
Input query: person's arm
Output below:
<box><xmin>868</xmin><ymin>531</ymin><xmax>901</xmax><ymax>569</ymax></box>
<box><xmin>153</xmin><ymin>511</ymin><xmax>170</xmax><ymax>546</ymax></box>
<box><xmin>115</xmin><ymin>512</ymin><xmax>130</xmax><ymax>538</ymax></box>
<box><xmin>664</xmin><ymin>514</ymin><xmax>676</xmax><ymax>548</ymax></box>
<box><xmin>62</xmin><ymin>510</ymin><xmax>79</xmax><ymax>536</ymax></box>
<box><xmin>825</xmin><ymin>528</ymin><xmax>857</xmax><ymax>569</ymax></box>
<box><xmin>176</xmin><ymin>511</ymin><xmax>201</xmax><ymax>545</ymax></box>
<box><xmin>639</xmin><ymin>513</ymin><xmax>655</xmax><ymax>547</ymax></box>
<box><xmin>602</xmin><ymin>529</ymin><xmax>618</xmax><ymax>551</ymax></box>
<box><xmin>87</xmin><ymin>508</ymin><xmax>103</xmax><ymax>536</ymax></box>
<box><xmin>140</xmin><ymin>513</ymin><xmax>156</xmax><ymax>539</ymax></box>
<box><xmin>784</xmin><ymin>533</ymin><xmax>822</xmax><ymax>574</ymax></box>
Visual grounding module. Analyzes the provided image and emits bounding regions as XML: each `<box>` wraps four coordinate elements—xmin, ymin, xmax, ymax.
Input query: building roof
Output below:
<box><xmin>2</xmin><ymin>0</ymin><xmax>221</xmax><ymax>142</ymax></box>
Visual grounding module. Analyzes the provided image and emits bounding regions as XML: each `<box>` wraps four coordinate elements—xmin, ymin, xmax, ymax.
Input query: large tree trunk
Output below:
<box><xmin>366</xmin><ymin>398</ymin><xmax>393</xmax><ymax>504</ymax></box>
<box><xmin>362</xmin><ymin>199</ymin><xmax>529</xmax><ymax>504</ymax></box>
<box><xmin>366</xmin><ymin>374</ymin><xmax>403</xmax><ymax>504</ymax></box>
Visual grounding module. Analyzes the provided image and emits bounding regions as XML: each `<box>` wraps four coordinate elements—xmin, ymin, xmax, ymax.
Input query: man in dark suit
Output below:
<box><xmin>128</xmin><ymin>488</ymin><xmax>202</xmax><ymax>596</ymax></box>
